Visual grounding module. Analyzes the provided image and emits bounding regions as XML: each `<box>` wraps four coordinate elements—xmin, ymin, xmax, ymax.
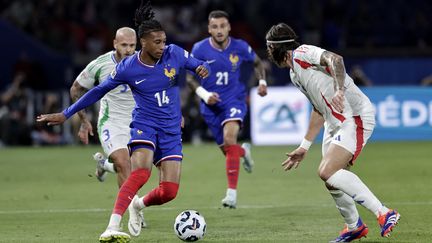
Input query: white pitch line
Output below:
<box><xmin>0</xmin><ymin>201</ymin><xmax>430</xmax><ymax>215</ymax></box>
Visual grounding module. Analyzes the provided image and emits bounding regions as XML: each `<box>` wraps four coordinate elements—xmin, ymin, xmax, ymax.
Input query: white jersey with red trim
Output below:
<box><xmin>289</xmin><ymin>44</ymin><xmax>374</xmax><ymax>133</ymax></box>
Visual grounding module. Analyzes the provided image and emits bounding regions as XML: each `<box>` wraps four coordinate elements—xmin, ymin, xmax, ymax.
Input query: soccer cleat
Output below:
<box><xmin>241</xmin><ymin>143</ymin><xmax>254</xmax><ymax>173</ymax></box>
<box><xmin>378</xmin><ymin>209</ymin><xmax>400</xmax><ymax>237</ymax></box>
<box><xmin>139</xmin><ymin>211</ymin><xmax>147</xmax><ymax>228</ymax></box>
<box><xmin>330</xmin><ymin>218</ymin><xmax>369</xmax><ymax>242</ymax></box>
<box><xmin>99</xmin><ymin>228</ymin><xmax>131</xmax><ymax>243</ymax></box>
<box><xmin>128</xmin><ymin>195</ymin><xmax>144</xmax><ymax>236</ymax></box>
<box><xmin>93</xmin><ymin>152</ymin><xmax>107</xmax><ymax>182</ymax></box>
<box><xmin>221</xmin><ymin>189</ymin><xmax>237</xmax><ymax>209</ymax></box>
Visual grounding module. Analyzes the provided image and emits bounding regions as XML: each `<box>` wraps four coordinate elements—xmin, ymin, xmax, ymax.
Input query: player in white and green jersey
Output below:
<box><xmin>70</xmin><ymin>27</ymin><xmax>136</xmax><ymax>186</ymax></box>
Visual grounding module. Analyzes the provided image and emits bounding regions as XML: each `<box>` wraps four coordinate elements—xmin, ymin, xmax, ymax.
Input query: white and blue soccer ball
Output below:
<box><xmin>174</xmin><ymin>210</ymin><xmax>206</xmax><ymax>242</ymax></box>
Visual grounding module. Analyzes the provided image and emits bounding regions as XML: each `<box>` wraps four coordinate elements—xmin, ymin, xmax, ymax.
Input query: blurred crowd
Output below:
<box><xmin>2</xmin><ymin>0</ymin><xmax>431</xmax><ymax>58</ymax></box>
<box><xmin>1</xmin><ymin>0</ymin><xmax>431</xmax><ymax>146</ymax></box>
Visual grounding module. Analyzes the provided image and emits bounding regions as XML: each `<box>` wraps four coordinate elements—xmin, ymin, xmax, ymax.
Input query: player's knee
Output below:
<box><xmin>160</xmin><ymin>182</ymin><xmax>179</xmax><ymax>203</ymax></box>
<box><xmin>317</xmin><ymin>162</ymin><xmax>332</xmax><ymax>181</ymax></box>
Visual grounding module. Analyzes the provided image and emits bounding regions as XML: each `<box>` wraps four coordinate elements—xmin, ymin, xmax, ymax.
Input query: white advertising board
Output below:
<box><xmin>250</xmin><ymin>86</ymin><xmax>310</xmax><ymax>145</ymax></box>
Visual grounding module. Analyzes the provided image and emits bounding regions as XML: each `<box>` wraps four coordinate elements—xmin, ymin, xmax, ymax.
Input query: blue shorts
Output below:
<box><xmin>128</xmin><ymin>127</ymin><xmax>183</xmax><ymax>166</ymax></box>
<box><xmin>201</xmin><ymin>100</ymin><xmax>247</xmax><ymax>145</ymax></box>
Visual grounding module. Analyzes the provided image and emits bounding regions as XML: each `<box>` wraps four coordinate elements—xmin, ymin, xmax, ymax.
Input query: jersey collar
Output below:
<box><xmin>209</xmin><ymin>37</ymin><xmax>231</xmax><ymax>52</ymax></box>
<box><xmin>137</xmin><ymin>50</ymin><xmax>161</xmax><ymax>68</ymax></box>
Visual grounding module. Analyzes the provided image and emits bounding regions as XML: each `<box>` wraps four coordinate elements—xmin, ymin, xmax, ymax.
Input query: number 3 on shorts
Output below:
<box><xmin>102</xmin><ymin>129</ymin><xmax>110</xmax><ymax>142</ymax></box>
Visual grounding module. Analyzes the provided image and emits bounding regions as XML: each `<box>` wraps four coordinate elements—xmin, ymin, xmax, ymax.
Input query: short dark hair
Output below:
<box><xmin>208</xmin><ymin>10</ymin><xmax>229</xmax><ymax>21</ymax></box>
<box><xmin>134</xmin><ymin>0</ymin><xmax>163</xmax><ymax>38</ymax></box>
<box><xmin>265</xmin><ymin>23</ymin><xmax>300</xmax><ymax>66</ymax></box>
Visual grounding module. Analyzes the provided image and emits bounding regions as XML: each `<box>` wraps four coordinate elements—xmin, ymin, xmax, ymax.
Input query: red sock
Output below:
<box><xmin>143</xmin><ymin>181</ymin><xmax>179</xmax><ymax>207</ymax></box>
<box><xmin>113</xmin><ymin>168</ymin><xmax>151</xmax><ymax>215</ymax></box>
<box><xmin>225</xmin><ymin>144</ymin><xmax>244</xmax><ymax>189</ymax></box>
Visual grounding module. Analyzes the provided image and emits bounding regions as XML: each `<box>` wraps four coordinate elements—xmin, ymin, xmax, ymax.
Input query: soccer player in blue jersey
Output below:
<box><xmin>37</xmin><ymin>1</ymin><xmax>210</xmax><ymax>242</ymax></box>
<box><xmin>186</xmin><ymin>10</ymin><xmax>267</xmax><ymax>209</ymax></box>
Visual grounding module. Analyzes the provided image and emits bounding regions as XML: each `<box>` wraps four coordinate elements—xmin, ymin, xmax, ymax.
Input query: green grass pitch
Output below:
<box><xmin>0</xmin><ymin>142</ymin><xmax>431</xmax><ymax>242</ymax></box>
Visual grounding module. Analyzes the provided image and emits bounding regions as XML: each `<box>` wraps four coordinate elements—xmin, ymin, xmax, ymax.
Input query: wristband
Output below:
<box><xmin>195</xmin><ymin>86</ymin><xmax>211</xmax><ymax>104</ymax></box>
<box><xmin>300</xmin><ymin>138</ymin><xmax>312</xmax><ymax>150</ymax></box>
<box><xmin>259</xmin><ymin>79</ymin><xmax>267</xmax><ymax>86</ymax></box>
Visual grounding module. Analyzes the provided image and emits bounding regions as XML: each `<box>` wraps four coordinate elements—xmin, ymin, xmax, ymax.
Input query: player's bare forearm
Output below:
<box><xmin>320</xmin><ymin>51</ymin><xmax>346</xmax><ymax>91</ymax></box>
<box><xmin>36</xmin><ymin>113</ymin><xmax>67</xmax><ymax>126</ymax></box>
<box><xmin>253</xmin><ymin>55</ymin><xmax>266</xmax><ymax>81</ymax></box>
<box><xmin>304</xmin><ymin>109</ymin><xmax>324</xmax><ymax>142</ymax></box>
<box><xmin>70</xmin><ymin>81</ymin><xmax>89</xmax><ymax>121</ymax></box>
<box><xmin>186</xmin><ymin>73</ymin><xmax>200</xmax><ymax>92</ymax></box>
<box><xmin>254</xmin><ymin>55</ymin><xmax>268</xmax><ymax>97</ymax></box>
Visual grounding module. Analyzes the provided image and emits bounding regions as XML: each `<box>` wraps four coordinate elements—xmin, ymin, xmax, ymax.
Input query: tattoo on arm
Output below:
<box><xmin>70</xmin><ymin>81</ymin><xmax>89</xmax><ymax>121</ymax></box>
<box><xmin>320</xmin><ymin>51</ymin><xmax>346</xmax><ymax>90</ymax></box>
<box><xmin>253</xmin><ymin>55</ymin><xmax>266</xmax><ymax>81</ymax></box>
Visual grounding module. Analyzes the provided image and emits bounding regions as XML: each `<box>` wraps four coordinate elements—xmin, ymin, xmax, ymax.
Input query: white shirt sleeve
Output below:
<box><xmin>294</xmin><ymin>45</ymin><xmax>326</xmax><ymax>66</ymax></box>
<box><xmin>75</xmin><ymin>59</ymin><xmax>99</xmax><ymax>90</ymax></box>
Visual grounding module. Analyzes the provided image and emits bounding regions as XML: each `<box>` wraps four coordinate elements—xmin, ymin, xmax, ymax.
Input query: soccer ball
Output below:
<box><xmin>174</xmin><ymin>210</ymin><xmax>206</xmax><ymax>241</ymax></box>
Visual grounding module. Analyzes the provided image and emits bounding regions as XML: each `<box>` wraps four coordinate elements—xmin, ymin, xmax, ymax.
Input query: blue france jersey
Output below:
<box><xmin>63</xmin><ymin>44</ymin><xmax>208</xmax><ymax>134</ymax></box>
<box><xmin>191</xmin><ymin>37</ymin><xmax>255</xmax><ymax>106</ymax></box>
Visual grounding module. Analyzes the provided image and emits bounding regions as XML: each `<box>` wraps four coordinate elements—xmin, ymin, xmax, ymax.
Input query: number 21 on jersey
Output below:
<box><xmin>216</xmin><ymin>72</ymin><xmax>228</xmax><ymax>85</ymax></box>
<box><xmin>154</xmin><ymin>90</ymin><xmax>170</xmax><ymax>107</ymax></box>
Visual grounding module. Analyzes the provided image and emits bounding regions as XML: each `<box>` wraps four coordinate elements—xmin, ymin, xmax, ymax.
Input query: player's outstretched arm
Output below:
<box><xmin>37</xmin><ymin>79</ymin><xmax>115</xmax><ymax>127</ymax></box>
<box><xmin>282</xmin><ymin>109</ymin><xmax>324</xmax><ymax>171</ymax></box>
<box><xmin>36</xmin><ymin>113</ymin><xmax>67</xmax><ymax>126</ymax></box>
<box><xmin>70</xmin><ymin>80</ymin><xmax>94</xmax><ymax>144</ymax></box>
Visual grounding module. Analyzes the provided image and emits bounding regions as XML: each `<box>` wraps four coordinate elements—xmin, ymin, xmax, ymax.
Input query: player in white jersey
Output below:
<box><xmin>265</xmin><ymin>23</ymin><xmax>400</xmax><ymax>242</ymax></box>
<box><xmin>70</xmin><ymin>27</ymin><xmax>136</xmax><ymax>186</ymax></box>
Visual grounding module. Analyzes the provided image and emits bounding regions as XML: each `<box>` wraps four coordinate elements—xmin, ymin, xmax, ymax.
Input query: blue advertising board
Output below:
<box><xmin>362</xmin><ymin>87</ymin><xmax>432</xmax><ymax>141</ymax></box>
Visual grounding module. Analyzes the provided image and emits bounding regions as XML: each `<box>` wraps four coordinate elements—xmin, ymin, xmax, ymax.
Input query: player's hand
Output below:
<box><xmin>257</xmin><ymin>84</ymin><xmax>267</xmax><ymax>97</ymax></box>
<box><xmin>331</xmin><ymin>89</ymin><xmax>345</xmax><ymax>113</ymax></box>
<box><xmin>195</xmin><ymin>65</ymin><xmax>209</xmax><ymax>79</ymax></box>
<box><xmin>181</xmin><ymin>116</ymin><xmax>185</xmax><ymax>128</ymax></box>
<box><xmin>36</xmin><ymin>113</ymin><xmax>67</xmax><ymax>126</ymax></box>
<box><xmin>207</xmin><ymin>92</ymin><xmax>221</xmax><ymax>105</ymax></box>
<box><xmin>282</xmin><ymin>147</ymin><xmax>307</xmax><ymax>171</ymax></box>
<box><xmin>78</xmin><ymin>119</ymin><xmax>93</xmax><ymax>144</ymax></box>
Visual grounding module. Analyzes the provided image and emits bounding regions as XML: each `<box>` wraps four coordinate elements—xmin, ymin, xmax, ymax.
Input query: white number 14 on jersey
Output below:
<box><xmin>154</xmin><ymin>90</ymin><xmax>170</xmax><ymax>107</ymax></box>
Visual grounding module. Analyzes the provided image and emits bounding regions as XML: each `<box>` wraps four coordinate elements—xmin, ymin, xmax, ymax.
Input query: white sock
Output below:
<box><xmin>134</xmin><ymin>195</ymin><xmax>146</xmax><ymax>210</ymax></box>
<box><xmin>226</xmin><ymin>188</ymin><xmax>237</xmax><ymax>199</ymax></box>
<box><xmin>107</xmin><ymin>214</ymin><xmax>122</xmax><ymax>230</ymax></box>
<box><xmin>103</xmin><ymin>159</ymin><xmax>116</xmax><ymax>173</ymax></box>
<box><xmin>329</xmin><ymin>190</ymin><xmax>359</xmax><ymax>230</ymax></box>
<box><xmin>326</xmin><ymin>169</ymin><xmax>389</xmax><ymax>217</ymax></box>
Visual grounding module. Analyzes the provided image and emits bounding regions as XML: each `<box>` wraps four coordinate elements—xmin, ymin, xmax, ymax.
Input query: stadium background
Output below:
<box><xmin>1</xmin><ymin>1</ymin><xmax>432</xmax><ymax>242</ymax></box>
<box><xmin>1</xmin><ymin>0</ymin><xmax>431</xmax><ymax>146</ymax></box>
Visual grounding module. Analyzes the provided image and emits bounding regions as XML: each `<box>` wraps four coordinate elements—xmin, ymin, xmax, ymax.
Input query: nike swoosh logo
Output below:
<box><xmin>206</xmin><ymin>59</ymin><xmax>216</xmax><ymax>64</ymax></box>
<box><xmin>135</xmin><ymin>79</ymin><xmax>146</xmax><ymax>85</ymax></box>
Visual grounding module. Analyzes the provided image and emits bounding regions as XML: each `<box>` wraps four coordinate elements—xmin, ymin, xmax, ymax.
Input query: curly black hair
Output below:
<box><xmin>134</xmin><ymin>0</ymin><xmax>163</xmax><ymax>38</ymax></box>
<box><xmin>265</xmin><ymin>23</ymin><xmax>300</xmax><ymax>67</ymax></box>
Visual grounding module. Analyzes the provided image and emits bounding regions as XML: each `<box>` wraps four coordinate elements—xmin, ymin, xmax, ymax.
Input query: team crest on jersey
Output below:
<box><xmin>164</xmin><ymin>67</ymin><xmax>176</xmax><ymax>80</ymax></box>
<box><xmin>229</xmin><ymin>53</ymin><xmax>239</xmax><ymax>71</ymax></box>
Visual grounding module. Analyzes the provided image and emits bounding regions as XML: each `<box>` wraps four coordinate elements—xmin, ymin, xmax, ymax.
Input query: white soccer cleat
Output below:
<box><xmin>221</xmin><ymin>188</ymin><xmax>237</xmax><ymax>209</ymax></box>
<box><xmin>99</xmin><ymin>228</ymin><xmax>131</xmax><ymax>243</ymax></box>
<box><xmin>128</xmin><ymin>195</ymin><xmax>144</xmax><ymax>236</ymax></box>
<box><xmin>93</xmin><ymin>152</ymin><xmax>107</xmax><ymax>182</ymax></box>
<box><xmin>241</xmin><ymin>143</ymin><xmax>254</xmax><ymax>173</ymax></box>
